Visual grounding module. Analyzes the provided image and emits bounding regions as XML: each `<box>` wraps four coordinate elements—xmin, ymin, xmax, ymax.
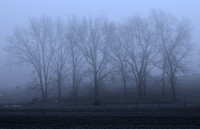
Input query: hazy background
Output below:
<box><xmin>0</xmin><ymin>0</ymin><xmax>200</xmax><ymax>88</ymax></box>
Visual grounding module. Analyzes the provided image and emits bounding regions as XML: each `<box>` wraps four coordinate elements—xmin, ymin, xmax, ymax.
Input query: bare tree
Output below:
<box><xmin>152</xmin><ymin>10</ymin><xmax>191</xmax><ymax>100</ymax></box>
<box><xmin>51</xmin><ymin>18</ymin><xmax>69</xmax><ymax>103</ymax></box>
<box><xmin>108</xmin><ymin>23</ymin><xmax>129</xmax><ymax>96</ymax></box>
<box><xmin>66</xmin><ymin>16</ymin><xmax>85</xmax><ymax>100</ymax></box>
<box><xmin>78</xmin><ymin>17</ymin><xmax>111</xmax><ymax>105</ymax></box>
<box><xmin>7</xmin><ymin>16</ymin><xmax>55</xmax><ymax>102</ymax></box>
<box><xmin>121</xmin><ymin>16</ymin><xmax>158</xmax><ymax>99</ymax></box>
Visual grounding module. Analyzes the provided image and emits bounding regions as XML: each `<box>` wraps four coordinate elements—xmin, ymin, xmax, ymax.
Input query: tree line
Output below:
<box><xmin>6</xmin><ymin>10</ymin><xmax>191</xmax><ymax>105</ymax></box>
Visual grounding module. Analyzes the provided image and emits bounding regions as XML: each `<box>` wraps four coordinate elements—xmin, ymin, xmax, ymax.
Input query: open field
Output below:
<box><xmin>0</xmin><ymin>107</ymin><xmax>200</xmax><ymax>129</ymax></box>
<box><xmin>0</xmin><ymin>74</ymin><xmax>200</xmax><ymax>128</ymax></box>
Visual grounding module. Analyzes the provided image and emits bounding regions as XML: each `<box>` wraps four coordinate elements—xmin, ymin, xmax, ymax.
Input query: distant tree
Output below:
<box><xmin>7</xmin><ymin>16</ymin><xmax>55</xmax><ymax>102</ymax></box>
<box><xmin>78</xmin><ymin>17</ymin><xmax>111</xmax><ymax>105</ymax></box>
<box><xmin>121</xmin><ymin>16</ymin><xmax>158</xmax><ymax>99</ymax></box>
<box><xmin>152</xmin><ymin>10</ymin><xmax>191</xmax><ymax>100</ymax></box>
<box><xmin>66</xmin><ymin>16</ymin><xmax>85</xmax><ymax>100</ymax></box>
<box><xmin>51</xmin><ymin>18</ymin><xmax>69</xmax><ymax>103</ymax></box>
<box><xmin>6</xmin><ymin>12</ymin><xmax>192</xmax><ymax>103</ymax></box>
<box><xmin>107</xmin><ymin>23</ymin><xmax>129</xmax><ymax>96</ymax></box>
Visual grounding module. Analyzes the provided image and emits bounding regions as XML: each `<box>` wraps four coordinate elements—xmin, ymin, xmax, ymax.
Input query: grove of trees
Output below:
<box><xmin>6</xmin><ymin>10</ymin><xmax>191</xmax><ymax>105</ymax></box>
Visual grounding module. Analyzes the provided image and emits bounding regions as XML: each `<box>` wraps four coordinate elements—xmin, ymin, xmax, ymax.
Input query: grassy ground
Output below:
<box><xmin>0</xmin><ymin>107</ymin><xmax>200</xmax><ymax>128</ymax></box>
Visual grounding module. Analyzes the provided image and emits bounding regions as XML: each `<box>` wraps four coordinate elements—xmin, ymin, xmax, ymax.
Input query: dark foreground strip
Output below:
<box><xmin>0</xmin><ymin>115</ymin><xmax>200</xmax><ymax>129</ymax></box>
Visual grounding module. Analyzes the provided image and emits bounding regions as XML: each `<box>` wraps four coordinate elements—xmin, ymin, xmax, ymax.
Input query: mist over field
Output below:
<box><xmin>0</xmin><ymin>0</ymin><xmax>200</xmax><ymax>106</ymax></box>
<box><xmin>2</xmin><ymin>1</ymin><xmax>200</xmax><ymax>128</ymax></box>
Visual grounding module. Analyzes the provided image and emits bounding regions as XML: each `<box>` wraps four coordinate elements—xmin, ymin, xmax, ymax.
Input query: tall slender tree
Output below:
<box><xmin>108</xmin><ymin>23</ymin><xmax>129</xmax><ymax>96</ymax></box>
<box><xmin>66</xmin><ymin>16</ymin><xmax>85</xmax><ymax>100</ymax></box>
<box><xmin>121</xmin><ymin>16</ymin><xmax>158</xmax><ymax>98</ymax></box>
<box><xmin>51</xmin><ymin>18</ymin><xmax>69</xmax><ymax>103</ymax></box>
<box><xmin>152</xmin><ymin>10</ymin><xmax>191</xmax><ymax>100</ymax></box>
<box><xmin>78</xmin><ymin>17</ymin><xmax>111</xmax><ymax>105</ymax></box>
<box><xmin>7</xmin><ymin>16</ymin><xmax>55</xmax><ymax>102</ymax></box>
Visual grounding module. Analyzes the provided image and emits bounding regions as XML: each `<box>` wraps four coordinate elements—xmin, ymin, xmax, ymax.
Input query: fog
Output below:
<box><xmin>0</xmin><ymin>0</ymin><xmax>200</xmax><ymax>87</ymax></box>
<box><xmin>0</xmin><ymin>0</ymin><xmax>200</xmax><ymax>106</ymax></box>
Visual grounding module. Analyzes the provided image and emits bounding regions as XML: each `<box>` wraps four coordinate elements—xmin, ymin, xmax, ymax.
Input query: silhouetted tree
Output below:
<box><xmin>66</xmin><ymin>16</ymin><xmax>85</xmax><ymax>100</ymax></box>
<box><xmin>152</xmin><ymin>10</ymin><xmax>191</xmax><ymax>100</ymax></box>
<box><xmin>51</xmin><ymin>18</ymin><xmax>69</xmax><ymax>103</ymax></box>
<box><xmin>121</xmin><ymin>16</ymin><xmax>158</xmax><ymax>99</ymax></box>
<box><xmin>108</xmin><ymin>23</ymin><xmax>129</xmax><ymax>96</ymax></box>
<box><xmin>78</xmin><ymin>17</ymin><xmax>111</xmax><ymax>105</ymax></box>
<box><xmin>7</xmin><ymin>16</ymin><xmax>55</xmax><ymax>102</ymax></box>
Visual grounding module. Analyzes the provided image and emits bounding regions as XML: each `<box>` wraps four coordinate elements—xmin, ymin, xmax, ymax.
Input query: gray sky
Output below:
<box><xmin>0</xmin><ymin>0</ymin><xmax>200</xmax><ymax>87</ymax></box>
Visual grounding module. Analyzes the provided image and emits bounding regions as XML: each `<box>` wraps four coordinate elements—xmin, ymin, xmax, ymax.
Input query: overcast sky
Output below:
<box><xmin>0</xmin><ymin>0</ymin><xmax>200</xmax><ymax>87</ymax></box>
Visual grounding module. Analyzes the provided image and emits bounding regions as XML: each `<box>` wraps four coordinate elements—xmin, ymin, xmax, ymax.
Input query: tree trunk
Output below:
<box><xmin>44</xmin><ymin>79</ymin><xmax>48</xmax><ymax>103</ymax></box>
<box><xmin>122</xmin><ymin>69</ymin><xmax>127</xmax><ymax>96</ymax></box>
<box><xmin>138</xmin><ymin>85</ymin><xmax>143</xmax><ymax>99</ymax></box>
<box><xmin>40</xmin><ymin>84</ymin><xmax>45</xmax><ymax>102</ymax></box>
<box><xmin>94</xmin><ymin>72</ymin><xmax>100</xmax><ymax>106</ymax></box>
<box><xmin>72</xmin><ymin>57</ymin><xmax>77</xmax><ymax>101</ymax></box>
<box><xmin>43</xmin><ymin>92</ymin><xmax>47</xmax><ymax>103</ymax></box>
<box><xmin>162</xmin><ymin>72</ymin><xmax>165</xmax><ymax>96</ymax></box>
<box><xmin>170</xmin><ymin>76</ymin><xmax>176</xmax><ymax>101</ymax></box>
<box><xmin>138</xmin><ymin>78</ymin><xmax>143</xmax><ymax>99</ymax></box>
<box><xmin>58</xmin><ymin>80</ymin><xmax>61</xmax><ymax>103</ymax></box>
<box><xmin>39</xmin><ymin>76</ymin><xmax>45</xmax><ymax>103</ymax></box>
<box><xmin>72</xmin><ymin>71</ymin><xmax>76</xmax><ymax>101</ymax></box>
<box><xmin>143</xmin><ymin>76</ymin><xmax>146</xmax><ymax>96</ymax></box>
<box><xmin>162</xmin><ymin>60</ymin><xmax>166</xmax><ymax>96</ymax></box>
<box><xmin>123</xmin><ymin>78</ymin><xmax>127</xmax><ymax>96</ymax></box>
